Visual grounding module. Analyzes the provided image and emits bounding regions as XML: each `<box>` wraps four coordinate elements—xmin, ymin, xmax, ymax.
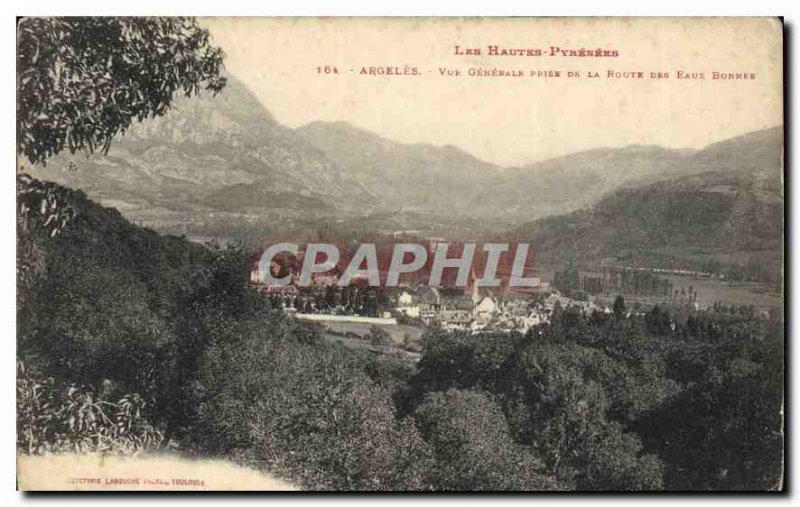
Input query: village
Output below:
<box><xmin>251</xmin><ymin>261</ymin><xmax>613</xmax><ymax>336</ymax></box>
<box><xmin>248</xmin><ymin>243</ymin><xmax>730</xmax><ymax>338</ymax></box>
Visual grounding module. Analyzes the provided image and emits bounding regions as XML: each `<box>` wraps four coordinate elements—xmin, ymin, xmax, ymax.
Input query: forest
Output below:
<box><xmin>17</xmin><ymin>176</ymin><xmax>784</xmax><ymax>490</ymax></box>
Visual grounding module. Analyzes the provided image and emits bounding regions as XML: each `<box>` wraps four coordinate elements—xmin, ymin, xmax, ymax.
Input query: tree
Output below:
<box><xmin>613</xmin><ymin>295</ymin><xmax>626</xmax><ymax>319</ymax></box>
<box><xmin>17</xmin><ymin>17</ymin><xmax>226</xmax><ymax>165</ymax></box>
<box><xmin>412</xmin><ymin>388</ymin><xmax>562</xmax><ymax>491</ymax></box>
<box><xmin>402</xmin><ymin>333</ymin><xmax>418</xmax><ymax>352</ymax></box>
<box><xmin>193</xmin><ymin>316</ymin><xmax>434</xmax><ymax>490</ymax></box>
<box><xmin>369</xmin><ymin>325</ymin><xmax>393</xmax><ymax>347</ymax></box>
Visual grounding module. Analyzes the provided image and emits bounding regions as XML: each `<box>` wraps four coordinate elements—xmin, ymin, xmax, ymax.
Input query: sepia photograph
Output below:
<box><xmin>13</xmin><ymin>14</ymin><xmax>785</xmax><ymax>493</ymax></box>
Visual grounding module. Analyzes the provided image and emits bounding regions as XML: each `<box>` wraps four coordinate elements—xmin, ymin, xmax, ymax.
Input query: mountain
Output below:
<box><xmin>517</xmin><ymin>127</ymin><xmax>783</xmax><ymax>280</ymax></box>
<box><xmin>27</xmin><ymin>71</ymin><xmax>783</xmax><ymax>240</ymax></box>
<box><xmin>296</xmin><ymin>121</ymin><xmax>502</xmax><ymax>215</ymax></box>
<box><xmin>27</xmin><ymin>75</ymin><xmax>373</xmax><ymax>234</ymax></box>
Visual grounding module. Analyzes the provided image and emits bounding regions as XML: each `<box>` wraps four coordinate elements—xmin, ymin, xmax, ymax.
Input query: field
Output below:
<box><xmin>661</xmin><ymin>275</ymin><xmax>782</xmax><ymax>309</ymax></box>
<box><xmin>548</xmin><ymin>266</ymin><xmax>783</xmax><ymax>311</ymax></box>
<box><xmin>320</xmin><ymin>320</ymin><xmax>424</xmax><ymax>346</ymax></box>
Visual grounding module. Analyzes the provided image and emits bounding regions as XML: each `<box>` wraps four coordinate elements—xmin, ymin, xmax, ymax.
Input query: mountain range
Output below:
<box><xmin>28</xmin><ymin>74</ymin><xmax>783</xmax><ymax>251</ymax></box>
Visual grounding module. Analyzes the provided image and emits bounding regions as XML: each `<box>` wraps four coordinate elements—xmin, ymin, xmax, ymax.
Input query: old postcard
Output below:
<box><xmin>16</xmin><ymin>17</ymin><xmax>784</xmax><ymax>491</ymax></box>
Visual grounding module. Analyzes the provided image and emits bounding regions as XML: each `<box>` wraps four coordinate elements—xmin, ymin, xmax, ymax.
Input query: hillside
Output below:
<box><xmin>296</xmin><ymin>121</ymin><xmax>502</xmax><ymax>216</ymax></box>
<box><xmin>517</xmin><ymin>130</ymin><xmax>784</xmax><ymax>281</ymax></box>
<box><xmin>16</xmin><ymin>176</ymin><xmax>431</xmax><ymax>491</ymax></box>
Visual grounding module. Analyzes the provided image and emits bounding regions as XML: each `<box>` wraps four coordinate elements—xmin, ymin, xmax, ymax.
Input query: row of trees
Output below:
<box><xmin>264</xmin><ymin>285</ymin><xmax>392</xmax><ymax>317</ymax></box>
<box><xmin>554</xmin><ymin>264</ymin><xmax>675</xmax><ymax>300</ymax></box>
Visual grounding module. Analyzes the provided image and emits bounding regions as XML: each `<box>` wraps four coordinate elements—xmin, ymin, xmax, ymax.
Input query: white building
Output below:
<box><xmin>395</xmin><ymin>290</ymin><xmax>421</xmax><ymax>318</ymax></box>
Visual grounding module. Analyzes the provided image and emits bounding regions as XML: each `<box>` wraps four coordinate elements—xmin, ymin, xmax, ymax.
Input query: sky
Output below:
<box><xmin>202</xmin><ymin>18</ymin><xmax>783</xmax><ymax>167</ymax></box>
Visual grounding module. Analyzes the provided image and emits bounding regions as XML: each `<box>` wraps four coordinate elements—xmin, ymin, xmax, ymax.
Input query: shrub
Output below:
<box><xmin>17</xmin><ymin>361</ymin><xmax>163</xmax><ymax>455</ymax></box>
<box><xmin>190</xmin><ymin>314</ymin><xmax>434</xmax><ymax>491</ymax></box>
<box><xmin>369</xmin><ymin>325</ymin><xmax>393</xmax><ymax>347</ymax></box>
<box><xmin>412</xmin><ymin>388</ymin><xmax>563</xmax><ymax>491</ymax></box>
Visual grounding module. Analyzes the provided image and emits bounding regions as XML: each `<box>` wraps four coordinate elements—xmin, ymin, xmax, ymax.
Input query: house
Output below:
<box><xmin>544</xmin><ymin>292</ymin><xmax>572</xmax><ymax>310</ymax></box>
<box><xmin>438</xmin><ymin>309</ymin><xmax>473</xmax><ymax>331</ymax></box>
<box><xmin>312</xmin><ymin>272</ymin><xmax>339</xmax><ymax>287</ymax></box>
<box><xmin>261</xmin><ymin>284</ymin><xmax>299</xmax><ymax>296</ymax></box>
<box><xmin>397</xmin><ymin>291</ymin><xmax>415</xmax><ymax>306</ymax></box>
<box><xmin>474</xmin><ymin>296</ymin><xmax>496</xmax><ymax>322</ymax></box>
<box><xmin>418</xmin><ymin>287</ymin><xmax>442</xmax><ymax>308</ymax></box>
<box><xmin>395</xmin><ymin>290</ymin><xmax>421</xmax><ymax>318</ymax></box>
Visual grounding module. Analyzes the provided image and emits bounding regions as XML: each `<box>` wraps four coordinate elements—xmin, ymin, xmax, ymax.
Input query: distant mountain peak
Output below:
<box><xmin>298</xmin><ymin>120</ymin><xmax>495</xmax><ymax>165</ymax></box>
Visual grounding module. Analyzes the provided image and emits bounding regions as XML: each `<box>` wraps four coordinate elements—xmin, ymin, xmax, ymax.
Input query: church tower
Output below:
<box><xmin>470</xmin><ymin>269</ymin><xmax>480</xmax><ymax>305</ymax></box>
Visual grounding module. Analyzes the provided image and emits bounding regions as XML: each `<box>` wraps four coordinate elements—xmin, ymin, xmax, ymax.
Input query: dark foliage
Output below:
<box><xmin>17</xmin><ymin>17</ymin><xmax>226</xmax><ymax>165</ymax></box>
<box><xmin>17</xmin><ymin>360</ymin><xmax>163</xmax><ymax>455</ymax></box>
<box><xmin>17</xmin><ymin>178</ymin><xmax>783</xmax><ymax>491</ymax></box>
<box><xmin>397</xmin><ymin>304</ymin><xmax>782</xmax><ymax>491</ymax></box>
<box><xmin>189</xmin><ymin>314</ymin><xmax>434</xmax><ymax>490</ymax></box>
<box><xmin>412</xmin><ymin>389</ymin><xmax>563</xmax><ymax>491</ymax></box>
